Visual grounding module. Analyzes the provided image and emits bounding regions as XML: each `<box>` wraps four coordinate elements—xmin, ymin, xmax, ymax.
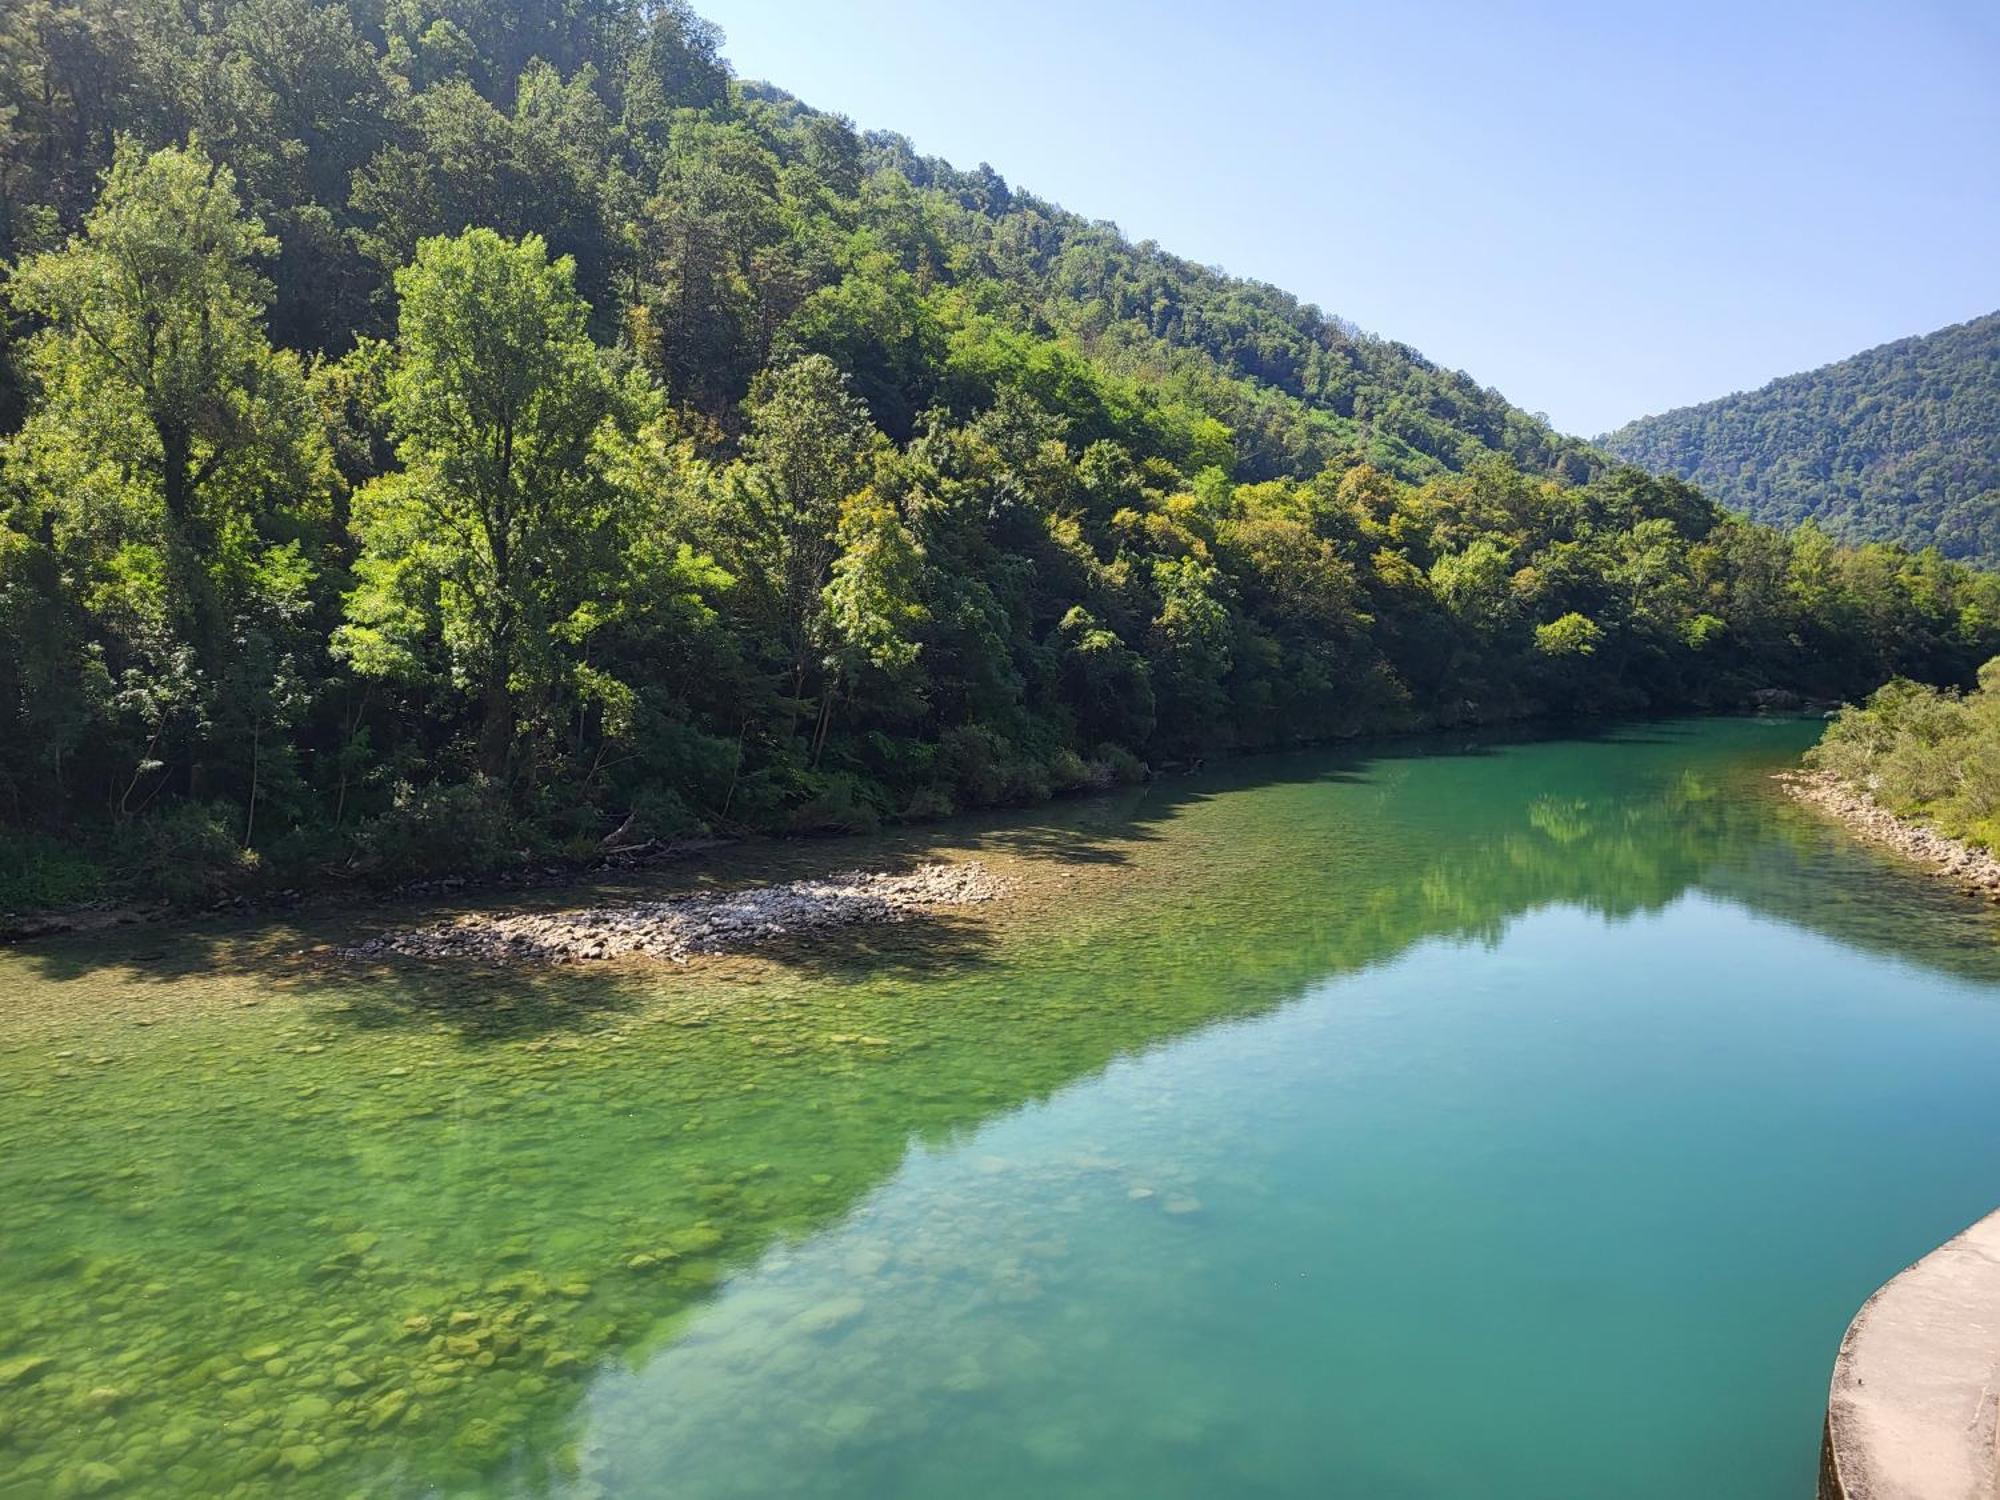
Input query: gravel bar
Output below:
<box><xmin>339</xmin><ymin>861</ymin><xmax>1008</xmax><ymax>965</ymax></box>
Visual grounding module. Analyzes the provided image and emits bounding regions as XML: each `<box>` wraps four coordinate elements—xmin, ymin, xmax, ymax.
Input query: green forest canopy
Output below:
<box><xmin>1602</xmin><ymin>312</ymin><xmax>2000</xmax><ymax>566</ymax></box>
<box><xmin>1</xmin><ymin>0</ymin><xmax>1997</xmax><ymax>901</ymax></box>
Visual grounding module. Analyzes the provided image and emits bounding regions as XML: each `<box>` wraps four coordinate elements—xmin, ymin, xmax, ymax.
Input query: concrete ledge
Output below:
<box><xmin>1820</xmin><ymin>1210</ymin><xmax>2000</xmax><ymax>1499</ymax></box>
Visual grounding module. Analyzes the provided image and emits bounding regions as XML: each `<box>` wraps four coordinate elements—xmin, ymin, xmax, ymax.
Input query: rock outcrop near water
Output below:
<box><xmin>1776</xmin><ymin>771</ymin><xmax>2000</xmax><ymax>902</ymax></box>
<box><xmin>340</xmin><ymin>862</ymin><xmax>1007</xmax><ymax>965</ymax></box>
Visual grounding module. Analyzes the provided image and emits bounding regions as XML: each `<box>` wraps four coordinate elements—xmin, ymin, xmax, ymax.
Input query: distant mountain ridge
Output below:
<box><xmin>1600</xmin><ymin>313</ymin><xmax>2000</xmax><ymax>565</ymax></box>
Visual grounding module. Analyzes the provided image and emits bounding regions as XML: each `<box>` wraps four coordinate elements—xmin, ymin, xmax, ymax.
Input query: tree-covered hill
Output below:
<box><xmin>1601</xmin><ymin>313</ymin><xmax>2000</xmax><ymax>564</ymax></box>
<box><xmin>2</xmin><ymin>0</ymin><xmax>1997</xmax><ymax>903</ymax></box>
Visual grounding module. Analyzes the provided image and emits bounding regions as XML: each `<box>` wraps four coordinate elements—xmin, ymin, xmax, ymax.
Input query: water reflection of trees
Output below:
<box><xmin>8</xmin><ymin>723</ymin><xmax>1999</xmax><ymax>1498</ymax></box>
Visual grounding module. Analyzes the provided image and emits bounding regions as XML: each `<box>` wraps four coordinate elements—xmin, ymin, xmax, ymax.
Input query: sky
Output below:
<box><xmin>692</xmin><ymin>0</ymin><xmax>1999</xmax><ymax>438</ymax></box>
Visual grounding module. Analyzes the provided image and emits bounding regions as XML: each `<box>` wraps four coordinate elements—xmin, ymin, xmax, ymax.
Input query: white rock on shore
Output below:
<box><xmin>1775</xmin><ymin>770</ymin><xmax>2000</xmax><ymax>903</ymax></box>
<box><xmin>338</xmin><ymin>861</ymin><xmax>1008</xmax><ymax>966</ymax></box>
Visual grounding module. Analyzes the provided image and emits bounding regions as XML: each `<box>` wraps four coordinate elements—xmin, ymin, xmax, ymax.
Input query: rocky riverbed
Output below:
<box><xmin>339</xmin><ymin>861</ymin><xmax>1008</xmax><ymax>965</ymax></box>
<box><xmin>1775</xmin><ymin>771</ymin><xmax>2000</xmax><ymax>903</ymax></box>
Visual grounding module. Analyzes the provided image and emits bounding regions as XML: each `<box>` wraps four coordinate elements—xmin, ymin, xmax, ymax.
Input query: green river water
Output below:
<box><xmin>6</xmin><ymin>717</ymin><xmax>2000</xmax><ymax>1498</ymax></box>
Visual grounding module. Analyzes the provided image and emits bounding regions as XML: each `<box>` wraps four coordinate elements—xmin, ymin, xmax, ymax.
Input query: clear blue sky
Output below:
<box><xmin>693</xmin><ymin>0</ymin><xmax>1998</xmax><ymax>437</ymax></box>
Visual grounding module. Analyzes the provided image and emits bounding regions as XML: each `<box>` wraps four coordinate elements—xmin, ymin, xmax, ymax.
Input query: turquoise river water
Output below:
<box><xmin>5</xmin><ymin>717</ymin><xmax>2000</xmax><ymax>1498</ymax></box>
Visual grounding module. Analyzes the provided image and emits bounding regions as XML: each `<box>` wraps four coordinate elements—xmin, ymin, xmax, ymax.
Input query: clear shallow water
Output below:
<box><xmin>6</xmin><ymin>719</ymin><xmax>2000</xmax><ymax>1498</ymax></box>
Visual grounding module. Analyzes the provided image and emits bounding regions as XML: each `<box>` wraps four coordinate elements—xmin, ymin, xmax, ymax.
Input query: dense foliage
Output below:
<box><xmin>3</xmin><ymin>0</ymin><xmax>1998</xmax><ymax>900</ymax></box>
<box><xmin>1603</xmin><ymin>313</ymin><xmax>2000</xmax><ymax>565</ymax></box>
<box><xmin>1808</xmin><ymin>659</ymin><xmax>2000</xmax><ymax>850</ymax></box>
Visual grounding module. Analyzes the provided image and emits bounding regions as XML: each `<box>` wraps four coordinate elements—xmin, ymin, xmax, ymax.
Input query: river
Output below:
<box><xmin>5</xmin><ymin>717</ymin><xmax>2000</xmax><ymax>1498</ymax></box>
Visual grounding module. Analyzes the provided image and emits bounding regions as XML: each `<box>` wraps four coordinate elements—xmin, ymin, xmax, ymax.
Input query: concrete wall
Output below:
<box><xmin>1818</xmin><ymin>1209</ymin><xmax>2000</xmax><ymax>1499</ymax></box>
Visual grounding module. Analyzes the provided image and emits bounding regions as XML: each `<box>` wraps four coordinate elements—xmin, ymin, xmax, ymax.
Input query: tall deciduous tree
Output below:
<box><xmin>336</xmin><ymin>227</ymin><xmax>645</xmax><ymax>781</ymax></box>
<box><xmin>725</xmin><ymin>354</ymin><xmax>883</xmax><ymax>723</ymax></box>
<box><xmin>814</xmin><ymin>483</ymin><xmax>927</xmax><ymax>760</ymax></box>
<box><xmin>4</xmin><ymin>138</ymin><xmax>335</xmax><ymax>816</ymax></box>
<box><xmin>634</xmin><ymin>118</ymin><xmax>789</xmax><ymax>417</ymax></box>
<box><xmin>7</xmin><ymin>139</ymin><xmax>327</xmax><ymax>653</ymax></box>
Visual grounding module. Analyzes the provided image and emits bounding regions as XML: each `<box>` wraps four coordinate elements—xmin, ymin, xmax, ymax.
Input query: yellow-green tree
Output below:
<box><xmin>4</xmin><ymin>139</ymin><xmax>335</xmax><ymax>825</ymax></box>
<box><xmin>336</xmin><ymin>228</ymin><xmax>651</xmax><ymax>781</ymax></box>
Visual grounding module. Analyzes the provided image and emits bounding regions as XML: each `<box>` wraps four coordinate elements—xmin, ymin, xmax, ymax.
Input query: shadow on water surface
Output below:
<box><xmin>6</xmin><ymin>905</ymin><xmax>1014</xmax><ymax>1053</ymax></box>
<box><xmin>8</xmin><ymin>713</ymin><xmax>1998</xmax><ymax>1010</ymax></box>
<box><xmin>7</xmin><ymin>716</ymin><xmax>2000</xmax><ymax>1498</ymax></box>
<box><xmin>0</xmin><ymin>735</ymin><xmax>1376</xmax><ymax>1000</ymax></box>
<box><xmin>0</xmin><ymin>715</ymin><xmax>1715</xmax><ymax>981</ymax></box>
<box><xmin>315</xmin><ymin>908</ymin><xmax>1006</xmax><ymax>1042</ymax></box>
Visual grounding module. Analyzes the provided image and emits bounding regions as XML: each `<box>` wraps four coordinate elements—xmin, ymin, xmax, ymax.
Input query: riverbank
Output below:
<box><xmin>1775</xmin><ymin>770</ymin><xmax>2000</xmax><ymax>902</ymax></box>
<box><xmin>0</xmin><ymin>837</ymin><xmax>726</xmax><ymax>946</ymax></box>
<box><xmin>6</xmin><ymin>704</ymin><xmax>1847</xmax><ymax>948</ymax></box>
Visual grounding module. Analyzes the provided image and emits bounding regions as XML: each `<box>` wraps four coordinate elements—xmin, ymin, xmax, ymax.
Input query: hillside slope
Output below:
<box><xmin>1</xmin><ymin>0</ymin><xmax>1996</xmax><ymax>899</ymax></box>
<box><xmin>1601</xmin><ymin>313</ymin><xmax>2000</xmax><ymax>563</ymax></box>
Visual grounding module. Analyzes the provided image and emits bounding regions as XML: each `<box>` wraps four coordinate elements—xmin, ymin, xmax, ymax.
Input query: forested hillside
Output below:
<box><xmin>2</xmin><ymin>0</ymin><xmax>1997</xmax><ymax>903</ymax></box>
<box><xmin>1602</xmin><ymin>313</ymin><xmax>2000</xmax><ymax>564</ymax></box>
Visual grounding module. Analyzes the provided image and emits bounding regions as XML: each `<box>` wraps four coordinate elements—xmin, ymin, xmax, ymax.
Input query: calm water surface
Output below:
<box><xmin>6</xmin><ymin>718</ymin><xmax>2000</xmax><ymax>1498</ymax></box>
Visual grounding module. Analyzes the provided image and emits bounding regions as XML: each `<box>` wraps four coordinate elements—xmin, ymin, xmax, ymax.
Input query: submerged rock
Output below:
<box><xmin>0</xmin><ymin>1354</ymin><xmax>53</xmax><ymax>1387</ymax></box>
<box><xmin>816</xmin><ymin>1402</ymin><xmax>877</xmax><ymax>1442</ymax></box>
<box><xmin>793</xmin><ymin>1296</ymin><xmax>866</xmax><ymax>1336</ymax></box>
<box><xmin>365</xmin><ymin>1389</ymin><xmax>411</xmax><ymax>1430</ymax></box>
<box><xmin>338</xmin><ymin>862</ymin><xmax>1008</xmax><ymax>967</ymax></box>
<box><xmin>667</xmin><ymin>1225</ymin><xmax>725</xmax><ymax>1256</ymax></box>
<box><xmin>56</xmin><ymin>1461</ymin><xmax>122</xmax><ymax>1497</ymax></box>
